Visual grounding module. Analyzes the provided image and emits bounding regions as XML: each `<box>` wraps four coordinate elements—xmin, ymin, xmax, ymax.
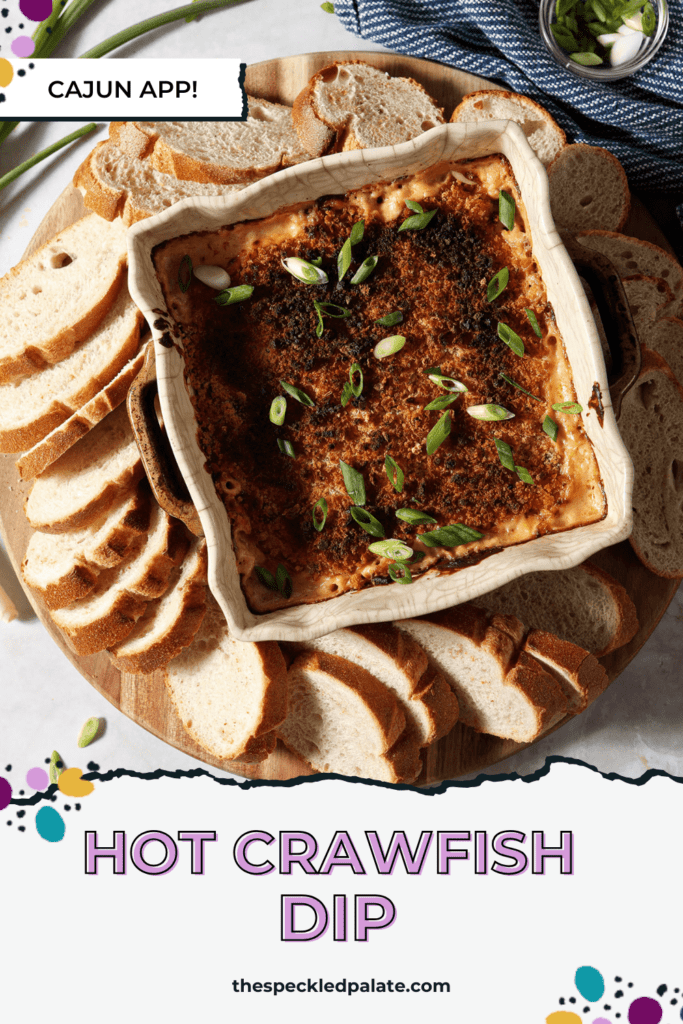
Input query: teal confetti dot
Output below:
<box><xmin>576</xmin><ymin>966</ymin><xmax>605</xmax><ymax>1002</ymax></box>
<box><xmin>35</xmin><ymin>805</ymin><xmax>65</xmax><ymax>842</ymax></box>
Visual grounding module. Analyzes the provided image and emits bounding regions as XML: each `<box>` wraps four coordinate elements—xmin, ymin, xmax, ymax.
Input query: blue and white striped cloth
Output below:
<box><xmin>334</xmin><ymin>0</ymin><xmax>683</xmax><ymax>194</ymax></box>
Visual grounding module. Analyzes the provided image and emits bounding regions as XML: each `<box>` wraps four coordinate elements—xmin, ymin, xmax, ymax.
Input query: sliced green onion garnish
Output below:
<box><xmin>215</xmin><ymin>285</ymin><xmax>254</xmax><ymax>306</ymax></box>
<box><xmin>423</xmin><ymin>365</ymin><xmax>442</xmax><ymax>376</ymax></box>
<box><xmin>350</xmin><ymin>362</ymin><xmax>363</xmax><ymax>398</ymax></box>
<box><xmin>384</xmin><ymin>454</ymin><xmax>405</xmax><ymax>493</ymax></box>
<box><xmin>337</xmin><ymin>237</ymin><xmax>353</xmax><ymax>281</ymax></box>
<box><xmin>494</xmin><ymin>438</ymin><xmax>515</xmax><ymax>472</ymax></box>
<box><xmin>312</xmin><ymin>496</ymin><xmax>328</xmax><ymax>532</ymax></box>
<box><xmin>424</xmin><ymin>393</ymin><xmax>460</xmax><ymax>412</ymax></box>
<box><xmin>524</xmin><ymin>307</ymin><xmax>542</xmax><ymax>337</ymax></box>
<box><xmin>552</xmin><ymin>401</ymin><xmax>583</xmax><ymax>414</ymax></box>
<box><xmin>309</xmin><ymin>256</ymin><xmax>324</xmax><ymax>266</ymax></box>
<box><xmin>398</xmin><ymin>204</ymin><xmax>437</xmax><ymax>232</ymax></box>
<box><xmin>339</xmin><ymin>459</ymin><xmax>366</xmax><ymax>505</ymax></box>
<box><xmin>487</xmin><ymin>267</ymin><xmax>509</xmax><ymax>302</ymax></box>
<box><xmin>516</xmin><ymin>466</ymin><xmax>534</xmax><ymax>485</ymax></box>
<box><xmin>368</xmin><ymin>539</ymin><xmax>413</xmax><ymax>561</ymax></box>
<box><xmin>178</xmin><ymin>254</ymin><xmax>193</xmax><ymax>293</ymax></box>
<box><xmin>350</xmin><ymin>256</ymin><xmax>379</xmax><ymax>284</ymax></box>
<box><xmin>543</xmin><ymin>415</ymin><xmax>559</xmax><ymax>442</ymax></box>
<box><xmin>426</xmin><ymin>411</ymin><xmax>451</xmax><ymax>454</ymax></box>
<box><xmin>269</xmin><ymin>396</ymin><xmax>287</xmax><ymax>425</ymax></box>
<box><xmin>375</xmin><ymin>311</ymin><xmax>403</xmax><ymax>327</ymax></box>
<box><xmin>341</xmin><ymin>382</ymin><xmax>353</xmax><ymax>407</ymax></box>
<box><xmin>406</xmin><ymin>200</ymin><xmax>424</xmax><ymax>213</ymax></box>
<box><xmin>374</xmin><ymin>335</ymin><xmax>406</xmax><ymax>359</ymax></box>
<box><xmin>277</xmin><ymin>438</ymin><xmax>295</xmax><ymax>458</ymax></box>
<box><xmin>419</xmin><ymin>523</ymin><xmax>483</xmax><ymax>548</ymax></box>
<box><xmin>276</xmin><ymin>563</ymin><xmax>293</xmax><ymax>599</ymax></box>
<box><xmin>313</xmin><ymin>300</ymin><xmax>351</xmax><ymax>338</ymax></box>
<box><xmin>499</xmin><ymin>371</ymin><xmax>541</xmax><ymax>402</ymax></box>
<box><xmin>389</xmin><ymin>562</ymin><xmax>413</xmax><ymax>585</ymax></box>
<box><xmin>467</xmin><ymin>404</ymin><xmax>514</xmax><ymax>422</ymax></box>
<box><xmin>255</xmin><ymin>566</ymin><xmax>278</xmax><ymax>591</ymax></box>
<box><xmin>642</xmin><ymin>2</ymin><xmax>656</xmax><ymax>35</ymax></box>
<box><xmin>281</xmin><ymin>256</ymin><xmax>329</xmax><ymax>285</ymax></box>
<box><xmin>497</xmin><ymin>322</ymin><xmax>525</xmax><ymax>357</ymax></box>
<box><xmin>428</xmin><ymin>373</ymin><xmax>468</xmax><ymax>393</ymax></box>
<box><xmin>396</xmin><ymin>508</ymin><xmax>437</xmax><ymax>525</ymax></box>
<box><xmin>280</xmin><ymin>380</ymin><xmax>315</xmax><ymax>407</ymax></box>
<box><xmin>350</xmin><ymin>507</ymin><xmax>385</xmax><ymax>538</ymax></box>
<box><xmin>499</xmin><ymin>189</ymin><xmax>515</xmax><ymax>231</ymax></box>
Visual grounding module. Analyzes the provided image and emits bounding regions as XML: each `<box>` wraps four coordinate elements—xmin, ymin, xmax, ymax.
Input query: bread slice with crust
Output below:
<box><xmin>16</xmin><ymin>341</ymin><xmax>149</xmax><ymax>481</ymax></box>
<box><xmin>108</xmin><ymin>538</ymin><xmax>208</xmax><ymax>673</ymax></box>
<box><xmin>285</xmin><ymin>621</ymin><xmax>459</xmax><ymax>747</ymax></box>
<box><xmin>576</xmin><ymin>230</ymin><xmax>683</xmax><ymax>315</ymax></box>
<box><xmin>24</xmin><ymin>403</ymin><xmax>143</xmax><ymax>532</ymax></box>
<box><xmin>165</xmin><ymin>596</ymin><xmax>288</xmax><ymax>763</ymax></box>
<box><xmin>0</xmin><ymin>286</ymin><xmax>143</xmax><ymax>454</ymax></box>
<box><xmin>110</xmin><ymin>98</ymin><xmax>311</xmax><ymax>184</ymax></box>
<box><xmin>547</xmin><ymin>143</ymin><xmax>630</xmax><ymax>233</ymax></box>
<box><xmin>0</xmin><ymin>214</ymin><xmax>128</xmax><ymax>384</ymax></box>
<box><xmin>278</xmin><ymin>650</ymin><xmax>422</xmax><ymax>783</ymax></box>
<box><xmin>51</xmin><ymin>502</ymin><xmax>189</xmax><ymax>655</ymax></box>
<box><xmin>621</xmin><ymin>275</ymin><xmax>674</xmax><ymax>335</ymax></box>
<box><xmin>74</xmin><ymin>141</ymin><xmax>244</xmax><ymax>226</ymax></box>
<box><xmin>523</xmin><ymin>631</ymin><xmax>609</xmax><ymax>713</ymax></box>
<box><xmin>450</xmin><ymin>90</ymin><xmax>566</xmax><ymax>166</ymax></box>
<box><xmin>293</xmin><ymin>60</ymin><xmax>445</xmax><ymax>157</ymax></box>
<box><xmin>21</xmin><ymin>479</ymin><xmax>152</xmax><ymax>609</ymax></box>
<box><xmin>639</xmin><ymin>317</ymin><xmax>683</xmax><ymax>388</ymax></box>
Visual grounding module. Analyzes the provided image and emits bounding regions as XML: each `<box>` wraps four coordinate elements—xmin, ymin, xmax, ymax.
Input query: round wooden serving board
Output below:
<box><xmin>0</xmin><ymin>52</ymin><xmax>678</xmax><ymax>785</ymax></box>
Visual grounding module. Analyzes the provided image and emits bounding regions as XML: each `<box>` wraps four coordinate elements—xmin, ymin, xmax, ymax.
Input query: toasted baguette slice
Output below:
<box><xmin>450</xmin><ymin>90</ymin><xmax>566</xmax><ymax>166</ymax></box>
<box><xmin>25</xmin><ymin>403</ymin><xmax>142</xmax><ymax>532</ymax></box>
<box><xmin>618</xmin><ymin>348</ymin><xmax>683</xmax><ymax>577</ymax></box>
<box><xmin>472</xmin><ymin>562</ymin><xmax>638</xmax><ymax>657</ymax></box>
<box><xmin>110</xmin><ymin>98</ymin><xmax>311</xmax><ymax>184</ymax></box>
<box><xmin>524</xmin><ymin>631</ymin><xmax>608</xmax><ymax>713</ymax></box>
<box><xmin>576</xmin><ymin>231</ymin><xmax>683</xmax><ymax>314</ymax></box>
<box><xmin>51</xmin><ymin>503</ymin><xmax>188</xmax><ymax>654</ymax></box>
<box><xmin>21</xmin><ymin>480</ymin><xmax>152</xmax><ymax>609</ymax></box>
<box><xmin>108</xmin><ymin>539</ymin><xmax>208</xmax><ymax>673</ymax></box>
<box><xmin>639</xmin><ymin>317</ymin><xmax>683</xmax><ymax>388</ymax></box>
<box><xmin>0</xmin><ymin>286</ymin><xmax>142</xmax><ymax>454</ymax></box>
<box><xmin>279</xmin><ymin>650</ymin><xmax>422</xmax><ymax>783</ymax></box>
<box><xmin>16</xmin><ymin>341</ymin><xmax>149</xmax><ymax>481</ymax></box>
<box><xmin>622</xmin><ymin>275</ymin><xmax>674</xmax><ymax>335</ymax></box>
<box><xmin>293</xmin><ymin>60</ymin><xmax>444</xmax><ymax>157</ymax></box>
<box><xmin>547</xmin><ymin>144</ymin><xmax>630</xmax><ymax>233</ymax></box>
<box><xmin>75</xmin><ymin>141</ymin><xmax>244</xmax><ymax>226</ymax></box>
<box><xmin>398</xmin><ymin>605</ymin><xmax>566</xmax><ymax>743</ymax></box>
<box><xmin>165</xmin><ymin>596</ymin><xmax>287</xmax><ymax>762</ymax></box>
<box><xmin>0</xmin><ymin>214</ymin><xmax>128</xmax><ymax>384</ymax></box>
<box><xmin>290</xmin><ymin>622</ymin><xmax>458</xmax><ymax>746</ymax></box>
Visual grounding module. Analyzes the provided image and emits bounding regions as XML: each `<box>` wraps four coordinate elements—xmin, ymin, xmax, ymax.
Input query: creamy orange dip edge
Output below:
<box><xmin>154</xmin><ymin>155</ymin><xmax>607</xmax><ymax>614</ymax></box>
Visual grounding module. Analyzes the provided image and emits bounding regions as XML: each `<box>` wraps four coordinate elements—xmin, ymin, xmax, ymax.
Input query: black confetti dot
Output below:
<box><xmin>604</xmin><ymin>1006</ymin><xmax>611</xmax><ymax>1011</ymax></box>
<box><xmin>671</xmin><ymin>1000</ymin><xmax>678</xmax><ymax>1006</ymax></box>
<box><xmin>18</xmin><ymin>790</ymin><xmax>24</xmax><ymax>795</ymax></box>
<box><xmin>16</xmin><ymin>810</ymin><xmax>25</xmax><ymax>818</ymax></box>
<box><xmin>75</xmin><ymin>803</ymin><xmax>81</xmax><ymax>811</ymax></box>
<box><xmin>583</xmin><ymin>1008</ymin><xmax>589</xmax><ymax>1014</ymax></box>
<box><xmin>50</xmin><ymin>794</ymin><xmax>57</xmax><ymax>802</ymax></box>
<box><xmin>5</xmin><ymin>764</ymin><xmax>11</xmax><ymax>771</ymax></box>
<box><xmin>18</xmin><ymin>68</ymin><xmax>25</xmax><ymax>75</ymax></box>
<box><xmin>675</xmin><ymin>989</ymin><xmax>679</xmax><ymax>994</ymax></box>
<box><xmin>627</xmin><ymin>983</ymin><xmax>633</xmax><ymax>989</ymax></box>
<box><xmin>64</xmin><ymin>805</ymin><xmax>70</xmax><ymax>811</ymax></box>
<box><xmin>658</xmin><ymin>986</ymin><xmax>668</xmax><ymax>997</ymax></box>
<box><xmin>559</xmin><ymin>998</ymin><xmax>565</xmax><ymax>1005</ymax></box>
<box><xmin>615</xmin><ymin>991</ymin><xmax>624</xmax><ymax>999</ymax></box>
<box><xmin>0</xmin><ymin>96</ymin><xmax>6</xmax><ymax>104</ymax></box>
<box><xmin>0</xmin><ymin>9</ymin><xmax>7</xmax><ymax>16</ymax></box>
<box><xmin>569</xmin><ymin>998</ymin><xmax>576</xmax><ymax>1004</ymax></box>
<box><xmin>18</xmin><ymin>826</ymin><xmax>25</xmax><ymax>831</ymax></box>
<box><xmin>616</xmin><ymin>1014</ymin><xmax>621</xmax><ymax>1019</ymax></box>
<box><xmin>6</xmin><ymin>820</ymin><xmax>11</xmax><ymax>826</ymax></box>
<box><xmin>29</xmin><ymin>62</ymin><xmax>34</xmax><ymax>67</ymax></box>
<box><xmin>615</xmin><ymin>977</ymin><xmax>622</xmax><ymax>983</ymax></box>
<box><xmin>18</xmin><ymin>21</ymin><xmax>23</xmax><ymax>26</ymax></box>
<box><xmin>44</xmin><ymin>758</ymin><xmax>50</xmax><ymax>764</ymax></box>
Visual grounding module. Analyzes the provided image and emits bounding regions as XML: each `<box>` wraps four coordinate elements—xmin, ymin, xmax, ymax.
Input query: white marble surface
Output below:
<box><xmin>1</xmin><ymin>0</ymin><xmax>681</xmax><ymax>788</ymax></box>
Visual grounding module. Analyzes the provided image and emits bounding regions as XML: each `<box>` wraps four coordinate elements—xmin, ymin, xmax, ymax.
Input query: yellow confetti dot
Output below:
<box><xmin>0</xmin><ymin>58</ymin><xmax>14</xmax><ymax>88</ymax></box>
<box><xmin>546</xmin><ymin>1014</ymin><xmax>583</xmax><ymax>1024</ymax></box>
<box><xmin>58</xmin><ymin>767</ymin><xmax>95</xmax><ymax>797</ymax></box>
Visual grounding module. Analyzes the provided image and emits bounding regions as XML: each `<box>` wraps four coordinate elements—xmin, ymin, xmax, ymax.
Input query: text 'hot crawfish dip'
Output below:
<box><xmin>153</xmin><ymin>156</ymin><xmax>606</xmax><ymax>613</ymax></box>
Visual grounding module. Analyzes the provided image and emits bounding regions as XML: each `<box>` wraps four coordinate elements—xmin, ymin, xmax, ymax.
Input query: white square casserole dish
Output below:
<box><xmin>127</xmin><ymin>120</ymin><xmax>633</xmax><ymax>642</ymax></box>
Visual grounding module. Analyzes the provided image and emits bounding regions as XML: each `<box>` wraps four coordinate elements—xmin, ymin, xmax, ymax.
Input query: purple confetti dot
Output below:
<box><xmin>593</xmin><ymin>1019</ymin><xmax>612</xmax><ymax>1024</ymax></box>
<box><xmin>19</xmin><ymin>0</ymin><xmax>52</xmax><ymax>20</ymax></box>
<box><xmin>0</xmin><ymin>777</ymin><xmax>11</xmax><ymax>810</ymax></box>
<box><xmin>11</xmin><ymin>34</ymin><xmax>35</xmax><ymax>56</ymax></box>
<box><xmin>628</xmin><ymin>998</ymin><xmax>662</xmax><ymax>1024</ymax></box>
<box><xmin>26</xmin><ymin>766</ymin><xmax>49</xmax><ymax>790</ymax></box>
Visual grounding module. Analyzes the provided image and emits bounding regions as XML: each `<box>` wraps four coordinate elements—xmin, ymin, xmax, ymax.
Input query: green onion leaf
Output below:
<box><xmin>426</xmin><ymin>411</ymin><xmax>451</xmax><ymax>454</ymax></box>
<box><xmin>543</xmin><ymin>415</ymin><xmax>559</xmax><ymax>441</ymax></box>
<box><xmin>214</xmin><ymin>285</ymin><xmax>254</xmax><ymax>306</ymax></box>
<box><xmin>313</xmin><ymin>300</ymin><xmax>351</xmax><ymax>337</ymax></box>
<box><xmin>389</xmin><ymin>562</ymin><xmax>413</xmax><ymax>585</ymax></box>
<box><xmin>524</xmin><ymin>307</ymin><xmax>543</xmax><ymax>337</ymax></box>
<box><xmin>178</xmin><ymin>254</ymin><xmax>193</xmax><ymax>293</ymax></box>
<box><xmin>350</xmin><ymin>220</ymin><xmax>365</xmax><ymax>245</ymax></box>
<box><xmin>312</xmin><ymin>497</ymin><xmax>328</xmax><ymax>532</ymax></box>
<box><xmin>350</xmin><ymin>256</ymin><xmax>379</xmax><ymax>284</ymax></box>
<box><xmin>350</xmin><ymin>507</ymin><xmax>386</xmax><ymax>538</ymax></box>
<box><xmin>497</xmin><ymin>322</ymin><xmax>525</xmax><ymax>357</ymax></box>
<box><xmin>398</xmin><ymin>208</ymin><xmax>437</xmax><ymax>232</ymax></box>
<box><xmin>498</xmin><ymin>371</ymin><xmax>542</xmax><ymax>402</ymax></box>
<box><xmin>467</xmin><ymin>404</ymin><xmax>515</xmax><ymax>421</ymax></box>
<box><xmin>277</xmin><ymin>438</ymin><xmax>295</xmax><ymax>458</ymax></box>
<box><xmin>552</xmin><ymin>401</ymin><xmax>583</xmax><ymax>414</ymax></box>
<box><xmin>428</xmin><ymin>373</ymin><xmax>468</xmax><ymax>393</ymax></box>
<box><xmin>424</xmin><ymin>392</ymin><xmax>460</xmax><ymax>411</ymax></box>
<box><xmin>375</xmin><ymin>311</ymin><xmax>404</xmax><ymax>327</ymax></box>
<box><xmin>368</xmin><ymin>539</ymin><xmax>414</xmax><ymax>561</ymax></box>
<box><xmin>339</xmin><ymin>459</ymin><xmax>366</xmax><ymax>505</ymax></box>
<box><xmin>320</xmin><ymin>1</ymin><xmax>334</xmax><ymax>11</ymax></box>
<box><xmin>499</xmin><ymin>190</ymin><xmax>516</xmax><ymax>231</ymax></box>
<box><xmin>374</xmin><ymin>335</ymin><xmax>406</xmax><ymax>359</ymax></box>
<box><xmin>516</xmin><ymin>466</ymin><xmax>534</xmax><ymax>485</ymax></box>
<box><xmin>494</xmin><ymin>438</ymin><xmax>516</xmax><ymax>472</ymax></box>
<box><xmin>405</xmin><ymin>200</ymin><xmax>424</xmax><ymax>214</ymax></box>
<box><xmin>487</xmin><ymin>267</ymin><xmax>509</xmax><ymax>302</ymax></box>
<box><xmin>269</xmin><ymin>396</ymin><xmax>287</xmax><ymax>425</ymax></box>
<box><xmin>419</xmin><ymin>523</ymin><xmax>484</xmax><ymax>548</ymax></box>
<box><xmin>280</xmin><ymin>380</ymin><xmax>315</xmax><ymax>407</ymax></box>
<box><xmin>423</xmin><ymin>365</ymin><xmax>442</xmax><ymax>376</ymax></box>
<box><xmin>281</xmin><ymin>256</ymin><xmax>329</xmax><ymax>285</ymax></box>
<box><xmin>255</xmin><ymin>566</ymin><xmax>278</xmax><ymax>591</ymax></box>
<box><xmin>337</xmin><ymin>237</ymin><xmax>353</xmax><ymax>281</ymax></box>
<box><xmin>641</xmin><ymin>2</ymin><xmax>656</xmax><ymax>35</ymax></box>
<box><xmin>276</xmin><ymin>564</ymin><xmax>293</xmax><ymax>599</ymax></box>
<box><xmin>396</xmin><ymin>508</ymin><xmax>437</xmax><ymax>525</ymax></box>
<box><xmin>570</xmin><ymin>51</ymin><xmax>603</xmax><ymax>64</ymax></box>
<box><xmin>384</xmin><ymin>454</ymin><xmax>405</xmax><ymax>493</ymax></box>
<box><xmin>350</xmin><ymin>362</ymin><xmax>363</xmax><ymax>398</ymax></box>
<box><xmin>341</xmin><ymin>381</ymin><xmax>354</xmax><ymax>407</ymax></box>
<box><xmin>309</xmin><ymin>256</ymin><xmax>324</xmax><ymax>266</ymax></box>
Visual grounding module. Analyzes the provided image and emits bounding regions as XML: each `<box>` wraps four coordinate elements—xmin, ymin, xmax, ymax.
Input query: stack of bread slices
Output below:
<box><xmin>13</xmin><ymin>61</ymin><xmax>683</xmax><ymax>781</ymax></box>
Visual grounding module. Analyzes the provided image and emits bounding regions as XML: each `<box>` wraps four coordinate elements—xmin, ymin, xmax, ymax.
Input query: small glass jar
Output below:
<box><xmin>538</xmin><ymin>0</ymin><xmax>669</xmax><ymax>81</ymax></box>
